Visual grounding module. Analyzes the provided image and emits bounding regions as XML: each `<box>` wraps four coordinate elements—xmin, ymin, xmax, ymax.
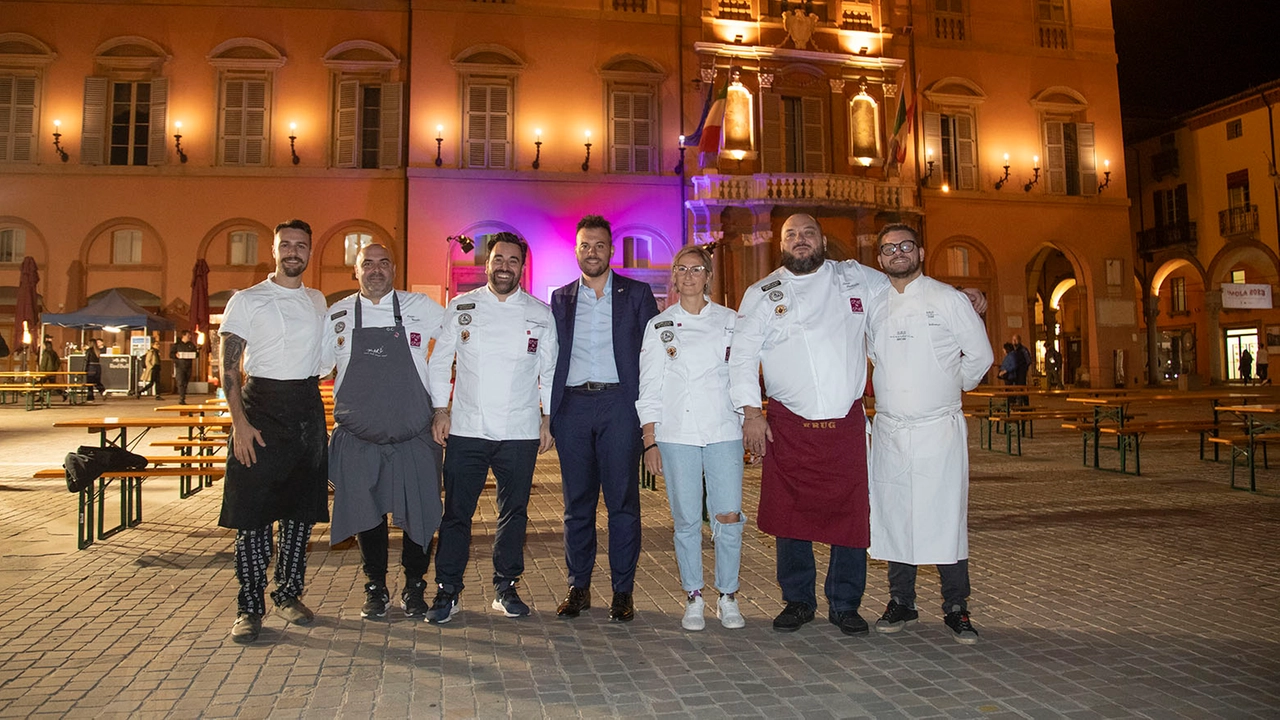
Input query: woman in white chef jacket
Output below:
<box><xmin>637</xmin><ymin>245</ymin><xmax>746</xmax><ymax>632</ymax></box>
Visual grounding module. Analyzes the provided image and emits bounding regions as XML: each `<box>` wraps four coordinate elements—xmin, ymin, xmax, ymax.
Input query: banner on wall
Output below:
<box><xmin>1221</xmin><ymin>283</ymin><xmax>1273</xmax><ymax>309</ymax></box>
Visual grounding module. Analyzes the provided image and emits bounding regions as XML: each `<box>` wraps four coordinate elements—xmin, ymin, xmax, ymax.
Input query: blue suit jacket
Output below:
<box><xmin>550</xmin><ymin>271</ymin><xmax>659</xmax><ymax>431</ymax></box>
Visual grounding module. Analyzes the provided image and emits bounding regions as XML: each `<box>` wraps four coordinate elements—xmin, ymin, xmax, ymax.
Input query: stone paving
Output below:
<box><xmin>0</xmin><ymin>395</ymin><xmax>1277</xmax><ymax>718</ymax></box>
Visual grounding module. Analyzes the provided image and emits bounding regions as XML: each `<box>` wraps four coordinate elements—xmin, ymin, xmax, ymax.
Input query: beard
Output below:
<box><xmin>279</xmin><ymin>259</ymin><xmax>306</xmax><ymax>277</ymax></box>
<box><xmin>884</xmin><ymin>257</ymin><xmax>921</xmax><ymax>279</ymax></box>
<box><xmin>781</xmin><ymin>247</ymin><xmax>825</xmax><ymax>275</ymax></box>
<box><xmin>578</xmin><ymin>257</ymin><xmax>609</xmax><ymax>279</ymax></box>
<box><xmin>489</xmin><ymin>269</ymin><xmax>520</xmax><ymax>295</ymax></box>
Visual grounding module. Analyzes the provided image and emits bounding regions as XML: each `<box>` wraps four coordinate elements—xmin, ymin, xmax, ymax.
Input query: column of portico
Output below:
<box><xmin>1206</xmin><ymin>289</ymin><xmax>1223</xmax><ymax>383</ymax></box>
<box><xmin>1144</xmin><ymin>294</ymin><xmax>1161</xmax><ymax>386</ymax></box>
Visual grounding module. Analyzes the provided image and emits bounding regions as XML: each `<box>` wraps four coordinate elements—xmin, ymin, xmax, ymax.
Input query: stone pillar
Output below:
<box><xmin>1206</xmin><ymin>289</ymin><xmax>1223</xmax><ymax>384</ymax></box>
<box><xmin>1144</xmin><ymin>293</ymin><xmax>1161</xmax><ymax>387</ymax></box>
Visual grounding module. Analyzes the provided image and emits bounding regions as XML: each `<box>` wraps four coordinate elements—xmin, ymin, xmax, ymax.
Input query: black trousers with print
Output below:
<box><xmin>234</xmin><ymin>520</ymin><xmax>313</xmax><ymax>615</ymax></box>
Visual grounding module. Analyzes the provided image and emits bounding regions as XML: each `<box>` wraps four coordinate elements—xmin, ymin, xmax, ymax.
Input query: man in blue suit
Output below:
<box><xmin>550</xmin><ymin>215</ymin><xmax>660</xmax><ymax>622</ymax></box>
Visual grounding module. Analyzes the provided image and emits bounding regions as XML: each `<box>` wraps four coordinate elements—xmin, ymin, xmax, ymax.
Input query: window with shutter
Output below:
<box><xmin>610</xmin><ymin>89</ymin><xmax>655</xmax><ymax>174</ymax></box>
<box><xmin>229</xmin><ymin>231</ymin><xmax>258</xmax><ymax>266</ymax></box>
<box><xmin>146</xmin><ymin>77</ymin><xmax>168</xmax><ymax>166</ymax></box>
<box><xmin>113</xmin><ymin>229</ymin><xmax>143</xmax><ymax>264</ymax></box>
<box><xmin>0</xmin><ymin>75</ymin><xmax>37</xmax><ymax>163</ymax></box>
<box><xmin>923</xmin><ymin>111</ymin><xmax>977</xmax><ymax>190</ymax></box>
<box><xmin>81</xmin><ymin>76</ymin><xmax>109</xmax><ymax>165</ymax></box>
<box><xmin>464</xmin><ymin>81</ymin><xmax>512</xmax><ymax>169</ymax></box>
<box><xmin>379</xmin><ymin>81</ymin><xmax>402</xmax><ymax>169</ymax></box>
<box><xmin>1044</xmin><ymin>120</ymin><xmax>1066</xmax><ymax>194</ymax></box>
<box><xmin>106</xmin><ymin>81</ymin><xmax>154</xmax><ymax>166</ymax></box>
<box><xmin>220</xmin><ymin>77</ymin><xmax>269</xmax><ymax>166</ymax></box>
<box><xmin>953</xmin><ymin>112</ymin><xmax>976</xmax><ymax>190</ymax></box>
<box><xmin>0</xmin><ymin>228</ymin><xmax>25</xmax><ymax>263</ymax></box>
<box><xmin>800</xmin><ymin>96</ymin><xmax>826</xmax><ymax>173</ymax></box>
<box><xmin>334</xmin><ymin>79</ymin><xmax>359</xmax><ymax>168</ymax></box>
<box><xmin>760</xmin><ymin>92</ymin><xmax>783</xmax><ymax>173</ymax></box>
<box><xmin>1075</xmin><ymin>121</ymin><xmax>1095</xmax><ymax>196</ymax></box>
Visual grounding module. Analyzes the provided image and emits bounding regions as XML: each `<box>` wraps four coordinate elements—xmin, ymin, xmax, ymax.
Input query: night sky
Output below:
<box><xmin>1111</xmin><ymin>0</ymin><xmax>1280</xmax><ymax>119</ymax></box>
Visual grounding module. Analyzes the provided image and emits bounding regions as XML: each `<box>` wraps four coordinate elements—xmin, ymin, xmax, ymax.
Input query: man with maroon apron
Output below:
<box><xmin>219</xmin><ymin>219</ymin><xmax>330</xmax><ymax>644</ymax></box>
<box><xmin>867</xmin><ymin>224</ymin><xmax>992</xmax><ymax>644</ymax></box>
<box><xmin>327</xmin><ymin>244</ymin><xmax>444</xmax><ymax>621</ymax></box>
<box><xmin>729</xmin><ymin>213</ymin><xmax>890</xmax><ymax>637</ymax></box>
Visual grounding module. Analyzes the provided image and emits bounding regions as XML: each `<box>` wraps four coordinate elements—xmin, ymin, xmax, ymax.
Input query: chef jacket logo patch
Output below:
<box><xmin>660</xmin><ymin>330</ymin><xmax>675</xmax><ymax>343</ymax></box>
<box><xmin>654</xmin><ymin>320</ymin><xmax>674</xmax><ymax>329</ymax></box>
<box><xmin>849</xmin><ymin>298</ymin><xmax>864</xmax><ymax>313</ymax></box>
<box><xmin>774</xmin><ymin>304</ymin><xmax>788</xmax><ymax>316</ymax></box>
<box><xmin>460</xmin><ymin>329</ymin><xmax>471</xmax><ymax>343</ymax></box>
<box><xmin>457</xmin><ymin>303</ymin><xmax>476</xmax><ymax>311</ymax></box>
<box><xmin>330</xmin><ymin>310</ymin><xmax>348</xmax><ymax>320</ymax></box>
<box><xmin>527</xmin><ymin>338</ymin><xmax>539</xmax><ymax>354</ymax></box>
<box><xmin>334</xmin><ymin>321</ymin><xmax>345</xmax><ymax>334</ymax></box>
<box><xmin>761</xmin><ymin>280</ymin><xmax>782</xmax><ymax>292</ymax></box>
<box><xmin>666</xmin><ymin>346</ymin><xmax>678</xmax><ymax>358</ymax></box>
<box><xmin>410</xmin><ymin>332</ymin><xmax>421</xmax><ymax>348</ymax></box>
<box><xmin>459</xmin><ymin>313</ymin><xmax>472</xmax><ymax>326</ymax></box>
<box><xmin>768</xmin><ymin>290</ymin><xmax>784</xmax><ymax>302</ymax></box>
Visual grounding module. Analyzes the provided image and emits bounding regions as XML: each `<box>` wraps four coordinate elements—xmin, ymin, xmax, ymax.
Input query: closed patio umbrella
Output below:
<box><xmin>189</xmin><ymin>258</ymin><xmax>210</xmax><ymax>332</ymax></box>
<box><xmin>12</xmin><ymin>256</ymin><xmax>39</xmax><ymax>368</ymax></box>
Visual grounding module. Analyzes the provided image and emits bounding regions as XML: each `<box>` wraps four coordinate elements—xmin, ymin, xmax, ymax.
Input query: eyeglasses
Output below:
<box><xmin>673</xmin><ymin>265</ymin><xmax>708</xmax><ymax>275</ymax></box>
<box><xmin>879</xmin><ymin>239</ymin><xmax>918</xmax><ymax>256</ymax></box>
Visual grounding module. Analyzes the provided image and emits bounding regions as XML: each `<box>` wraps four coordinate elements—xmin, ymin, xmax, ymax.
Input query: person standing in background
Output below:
<box><xmin>1255</xmin><ymin>345</ymin><xmax>1268</xmax><ymax>385</ymax></box>
<box><xmin>172</xmin><ymin>330</ymin><xmax>198</xmax><ymax>404</ymax></box>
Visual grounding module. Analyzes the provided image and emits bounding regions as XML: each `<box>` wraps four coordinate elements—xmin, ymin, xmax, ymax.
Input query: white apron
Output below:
<box><xmin>869</xmin><ymin>287</ymin><xmax>969</xmax><ymax>565</ymax></box>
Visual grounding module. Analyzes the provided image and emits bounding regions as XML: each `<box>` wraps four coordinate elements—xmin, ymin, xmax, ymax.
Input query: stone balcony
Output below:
<box><xmin>686</xmin><ymin>172</ymin><xmax>920</xmax><ymax>214</ymax></box>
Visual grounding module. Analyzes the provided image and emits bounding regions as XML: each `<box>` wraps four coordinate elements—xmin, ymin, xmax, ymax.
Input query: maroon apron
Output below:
<box><xmin>759</xmin><ymin>399</ymin><xmax>869</xmax><ymax>547</ymax></box>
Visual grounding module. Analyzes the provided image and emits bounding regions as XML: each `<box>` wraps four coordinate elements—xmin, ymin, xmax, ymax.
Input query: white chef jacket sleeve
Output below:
<box><xmin>729</xmin><ymin>289</ymin><xmax>767</xmax><ymax>411</ymax></box>
<box><xmin>320</xmin><ymin>303</ymin><xmax>339</xmax><ymax>380</ymax></box>
<box><xmin>636</xmin><ymin>319</ymin><xmax>665</xmax><ymax>426</ymax></box>
<box><xmin>427</xmin><ymin>304</ymin><xmax>459</xmax><ymax>409</ymax></box>
<box><xmin>537</xmin><ymin>310</ymin><xmax>557</xmax><ymax>416</ymax></box>
<box><xmin>950</xmin><ymin>289</ymin><xmax>995</xmax><ymax>391</ymax></box>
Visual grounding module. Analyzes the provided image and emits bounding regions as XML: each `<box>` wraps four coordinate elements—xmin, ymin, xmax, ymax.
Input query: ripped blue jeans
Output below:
<box><xmin>657</xmin><ymin>440</ymin><xmax>745</xmax><ymax>594</ymax></box>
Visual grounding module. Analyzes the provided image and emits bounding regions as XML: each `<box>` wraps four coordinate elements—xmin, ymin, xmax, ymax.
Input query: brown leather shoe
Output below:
<box><xmin>608</xmin><ymin>591</ymin><xmax>635</xmax><ymax>622</ymax></box>
<box><xmin>556</xmin><ymin>587</ymin><xmax>590</xmax><ymax>618</ymax></box>
<box><xmin>230</xmin><ymin>613</ymin><xmax>262</xmax><ymax>644</ymax></box>
<box><xmin>274</xmin><ymin>597</ymin><xmax>315</xmax><ymax>626</ymax></box>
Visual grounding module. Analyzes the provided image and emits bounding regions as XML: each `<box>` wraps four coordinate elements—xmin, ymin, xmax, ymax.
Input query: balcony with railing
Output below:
<box><xmin>934</xmin><ymin>15</ymin><xmax>965</xmax><ymax>41</ymax></box>
<box><xmin>1219</xmin><ymin>204</ymin><xmax>1259</xmax><ymax>238</ymax></box>
<box><xmin>1036</xmin><ymin>24</ymin><xmax>1069</xmax><ymax>50</ymax></box>
<box><xmin>688</xmin><ymin>173</ymin><xmax>919</xmax><ymax>212</ymax></box>
<box><xmin>1137</xmin><ymin>222</ymin><xmax>1197</xmax><ymax>255</ymax></box>
<box><xmin>717</xmin><ymin>0</ymin><xmax>753</xmax><ymax>20</ymax></box>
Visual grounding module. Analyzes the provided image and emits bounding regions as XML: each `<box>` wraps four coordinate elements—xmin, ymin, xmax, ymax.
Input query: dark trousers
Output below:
<box><xmin>888</xmin><ymin>559</ymin><xmax>971</xmax><ymax>615</ymax></box>
<box><xmin>434</xmin><ymin>436</ymin><xmax>538</xmax><ymax>593</ymax></box>
<box><xmin>555</xmin><ymin>387</ymin><xmax>642</xmax><ymax>592</ymax></box>
<box><xmin>234</xmin><ymin>520</ymin><xmax>313</xmax><ymax>615</ymax></box>
<box><xmin>175</xmin><ymin>365</ymin><xmax>191</xmax><ymax>400</ymax></box>
<box><xmin>138</xmin><ymin>366</ymin><xmax>160</xmax><ymax>396</ymax></box>
<box><xmin>357</xmin><ymin>515</ymin><xmax>433</xmax><ymax>588</ymax></box>
<box><xmin>776</xmin><ymin>537</ymin><xmax>866</xmax><ymax>613</ymax></box>
<box><xmin>86</xmin><ymin>364</ymin><xmax>103</xmax><ymax>399</ymax></box>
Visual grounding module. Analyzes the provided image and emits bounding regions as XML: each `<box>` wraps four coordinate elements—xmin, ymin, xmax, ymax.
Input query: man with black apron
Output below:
<box><xmin>219</xmin><ymin>219</ymin><xmax>330</xmax><ymax>644</ymax></box>
<box><xmin>327</xmin><ymin>243</ymin><xmax>444</xmax><ymax>620</ymax></box>
<box><xmin>426</xmin><ymin>233</ymin><xmax>557</xmax><ymax>623</ymax></box>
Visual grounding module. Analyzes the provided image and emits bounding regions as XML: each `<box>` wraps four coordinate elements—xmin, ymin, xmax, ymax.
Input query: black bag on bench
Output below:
<box><xmin>64</xmin><ymin>446</ymin><xmax>148</xmax><ymax>493</ymax></box>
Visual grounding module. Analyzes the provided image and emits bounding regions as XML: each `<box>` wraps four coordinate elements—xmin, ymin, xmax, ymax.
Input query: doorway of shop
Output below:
<box><xmin>1225</xmin><ymin>327</ymin><xmax>1258</xmax><ymax>382</ymax></box>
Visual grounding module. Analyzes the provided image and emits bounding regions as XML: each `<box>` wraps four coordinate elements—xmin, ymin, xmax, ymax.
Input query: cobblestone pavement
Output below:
<box><xmin>0</xmin><ymin>395</ymin><xmax>1277</xmax><ymax>718</ymax></box>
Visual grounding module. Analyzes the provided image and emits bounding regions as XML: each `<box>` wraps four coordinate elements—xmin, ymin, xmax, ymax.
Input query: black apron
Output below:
<box><xmin>328</xmin><ymin>292</ymin><xmax>442</xmax><ymax>546</ymax></box>
<box><xmin>219</xmin><ymin>377</ymin><xmax>329</xmax><ymax>529</ymax></box>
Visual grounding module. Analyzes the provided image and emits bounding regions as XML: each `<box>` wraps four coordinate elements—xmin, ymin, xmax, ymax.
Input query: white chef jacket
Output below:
<box><xmin>867</xmin><ymin>274</ymin><xmax>993</xmax><ymax>565</ymax></box>
<box><xmin>729</xmin><ymin>259</ymin><xmax>890</xmax><ymax>421</ymax></box>
<box><xmin>325</xmin><ymin>290</ymin><xmax>444</xmax><ymax>396</ymax></box>
<box><xmin>427</xmin><ymin>285</ymin><xmax>557</xmax><ymax>441</ymax></box>
<box><xmin>636</xmin><ymin>300</ymin><xmax>742</xmax><ymax>446</ymax></box>
<box><xmin>220</xmin><ymin>277</ymin><xmax>327</xmax><ymax>380</ymax></box>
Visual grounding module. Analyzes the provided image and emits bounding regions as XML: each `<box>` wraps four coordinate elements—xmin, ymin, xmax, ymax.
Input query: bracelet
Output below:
<box><xmin>433</xmin><ymin>408</ymin><xmax>450</xmax><ymax>415</ymax></box>
<box><xmin>644</xmin><ymin>443</ymin><xmax>657</xmax><ymax>453</ymax></box>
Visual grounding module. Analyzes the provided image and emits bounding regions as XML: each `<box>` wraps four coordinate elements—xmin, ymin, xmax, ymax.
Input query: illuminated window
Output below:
<box><xmin>0</xmin><ymin>227</ymin><xmax>25</xmax><ymax>263</ymax></box>
<box><xmin>112</xmin><ymin>229</ymin><xmax>142</xmax><ymax>264</ymax></box>
<box><xmin>229</xmin><ymin>231</ymin><xmax>258</xmax><ymax>266</ymax></box>
<box><xmin>946</xmin><ymin>246</ymin><xmax>970</xmax><ymax>277</ymax></box>
<box><xmin>1231</xmin><ymin>270</ymin><xmax>1245</xmax><ymax>284</ymax></box>
<box><xmin>344</xmin><ymin>232</ymin><xmax>373</xmax><ymax>267</ymax></box>
<box><xmin>1170</xmin><ymin>277</ymin><xmax>1186</xmax><ymax>313</ymax></box>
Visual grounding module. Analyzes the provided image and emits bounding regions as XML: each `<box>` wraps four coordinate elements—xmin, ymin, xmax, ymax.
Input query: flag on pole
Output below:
<box><xmin>684</xmin><ymin>77</ymin><xmax>717</xmax><ymax>148</ymax></box>
<box><xmin>886</xmin><ymin>71</ymin><xmax>918</xmax><ymax>168</ymax></box>
<box><xmin>698</xmin><ymin>82</ymin><xmax>729</xmax><ymax>155</ymax></box>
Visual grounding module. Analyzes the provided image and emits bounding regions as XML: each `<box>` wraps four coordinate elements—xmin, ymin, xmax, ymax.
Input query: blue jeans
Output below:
<box><xmin>657</xmin><ymin>440</ymin><xmax>745</xmax><ymax>594</ymax></box>
<box><xmin>776</xmin><ymin>537</ymin><xmax>866</xmax><ymax>613</ymax></box>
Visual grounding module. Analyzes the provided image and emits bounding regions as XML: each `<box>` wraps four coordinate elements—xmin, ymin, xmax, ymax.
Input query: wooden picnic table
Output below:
<box><xmin>155</xmin><ymin>403</ymin><xmax>229</xmax><ymax>416</ymax></box>
<box><xmin>1212</xmin><ymin>404</ymin><xmax>1280</xmax><ymax>492</ymax></box>
<box><xmin>54</xmin><ymin>415</ymin><xmax>233</xmax><ymax>451</ymax></box>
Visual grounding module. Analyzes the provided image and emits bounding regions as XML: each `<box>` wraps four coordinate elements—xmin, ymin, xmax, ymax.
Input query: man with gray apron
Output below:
<box><xmin>220</xmin><ymin>219</ymin><xmax>330</xmax><ymax>644</ymax></box>
<box><xmin>867</xmin><ymin>224</ymin><xmax>993</xmax><ymax>645</ymax></box>
<box><xmin>327</xmin><ymin>243</ymin><xmax>444</xmax><ymax>621</ymax></box>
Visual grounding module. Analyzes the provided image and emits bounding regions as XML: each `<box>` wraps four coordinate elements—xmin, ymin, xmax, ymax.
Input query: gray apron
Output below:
<box><xmin>328</xmin><ymin>292</ymin><xmax>442</xmax><ymax>546</ymax></box>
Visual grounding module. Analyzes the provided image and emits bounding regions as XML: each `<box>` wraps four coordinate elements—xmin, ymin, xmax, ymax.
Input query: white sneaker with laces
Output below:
<box><xmin>682</xmin><ymin>594</ymin><xmax>706</xmax><ymax>631</ymax></box>
<box><xmin>718</xmin><ymin>594</ymin><xmax>745</xmax><ymax>629</ymax></box>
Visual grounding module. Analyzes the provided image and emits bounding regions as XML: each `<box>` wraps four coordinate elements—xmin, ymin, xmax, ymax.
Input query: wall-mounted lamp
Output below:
<box><xmin>533</xmin><ymin>128</ymin><xmax>543</xmax><ymax>170</ymax></box>
<box><xmin>435</xmin><ymin>125</ymin><xmax>444</xmax><ymax>167</ymax></box>
<box><xmin>734</xmin><ymin>34</ymin><xmax>744</xmax><ymax>44</ymax></box>
<box><xmin>448</xmin><ymin>234</ymin><xmax>475</xmax><ymax>253</ymax></box>
<box><xmin>173</xmin><ymin>121</ymin><xmax>188</xmax><ymax>163</ymax></box>
<box><xmin>920</xmin><ymin>148</ymin><xmax>935</xmax><ymax>186</ymax></box>
<box><xmin>1098</xmin><ymin>159</ymin><xmax>1112</xmax><ymax>192</ymax></box>
<box><xmin>858</xmin><ymin>46</ymin><xmax>869</xmax><ymax>55</ymax></box>
<box><xmin>288</xmin><ymin>123</ymin><xmax>300</xmax><ymax>165</ymax></box>
<box><xmin>730</xmin><ymin>148</ymin><xmax>747</xmax><ymax>172</ymax></box>
<box><xmin>1023</xmin><ymin>155</ymin><xmax>1041</xmax><ymax>192</ymax></box>
<box><xmin>52</xmin><ymin>120</ymin><xmax>68</xmax><ymax>162</ymax></box>
<box><xmin>674</xmin><ymin>134</ymin><xmax>687</xmax><ymax>175</ymax></box>
<box><xmin>582</xmin><ymin>130</ymin><xmax>592</xmax><ymax>172</ymax></box>
<box><xmin>994</xmin><ymin>153</ymin><xmax>1011</xmax><ymax>190</ymax></box>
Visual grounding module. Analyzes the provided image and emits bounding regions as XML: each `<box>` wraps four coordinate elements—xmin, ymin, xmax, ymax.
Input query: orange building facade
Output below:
<box><xmin>2</xmin><ymin>0</ymin><xmax>1138</xmax><ymax>387</ymax></box>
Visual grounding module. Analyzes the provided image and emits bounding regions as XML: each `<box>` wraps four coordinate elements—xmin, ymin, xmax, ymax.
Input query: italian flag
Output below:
<box><xmin>888</xmin><ymin>71</ymin><xmax>918</xmax><ymax>167</ymax></box>
<box><xmin>699</xmin><ymin>82</ymin><xmax>729</xmax><ymax>155</ymax></box>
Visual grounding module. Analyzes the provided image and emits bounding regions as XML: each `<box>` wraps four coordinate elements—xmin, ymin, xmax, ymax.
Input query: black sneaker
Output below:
<box><xmin>361</xmin><ymin>583</ymin><xmax>389</xmax><ymax>618</ymax></box>
<box><xmin>829</xmin><ymin>609</ymin><xmax>868</xmax><ymax>636</ymax></box>
<box><xmin>875</xmin><ymin>600</ymin><xmax>919</xmax><ymax>634</ymax></box>
<box><xmin>402</xmin><ymin>579</ymin><xmax>429</xmax><ymax>618</ymax></box>
<box><xmin>230</xmin><ymin>612</ymin><xmax>261</xmax><ymax>644</ymax></box>
<box><xmin>944</xmin><ymin>611</ymin><xmax>979</xmax><ymax>645</ymax></box>
<box><xmin>491</xmin><ymin>586</ymin><xmax>530</xmax><ymax>617</ymax></box>
<box><xmin>426</xmin><ymin>586</ymin><xmax>459</xmax><ymax>624</ymax></box>
<box><xmin>772</xmin><ymin>601</ymin><xmax>815</xmax><ymax>632</ymax></box>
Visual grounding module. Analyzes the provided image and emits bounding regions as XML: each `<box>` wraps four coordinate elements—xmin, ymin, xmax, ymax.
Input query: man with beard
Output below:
<box><xmin>326</xmin><ymin>244</ymin><xmax>445</xmax><ymax>621</ymax></box>
<box><xmin>219</xmin><ymin>219</ymin><xmax>330</xmax><ymax>644</ymax></box>
<box><xmin>866</xmin><ymin>224</ymin><xmax>991</xmax><ymax>645</ymax></box>
<box><xmin>425</xmin><ymin>233</ymin><xmax>557</xmax><ymax>623</ymax></box>
<box><xmin>550</xmin><ymin>215</ymin><xmax>659</xmax><ymax>622</ymax></box>
<box><xmin>729</xmin><ymin>212</ymin><xmax>889</xmax><ymax>636</ymax></box>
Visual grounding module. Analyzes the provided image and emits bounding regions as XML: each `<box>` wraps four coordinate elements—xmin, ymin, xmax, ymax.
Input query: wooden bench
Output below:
<box><xmin>1097</xmin><ymin>420</ymin><xmax>1221</xmax><ymax>475</ymax></box>
<box><xmin>1206</xmin><ymin>435</ymin><xmax>1272</xmax><ymax>490</ymax></box>
<box><xmin>1006</xmin><ymin>408</ymin><xmax>1093</xmax><ymax>438</ymax></box>
<box><xmin>35</xmin><ymin>466</ymin><xmax>226</xmax><ymax>549</ymax></box>
<box><xmin>151</xmin><ymin>439</ymin><xmax>226</xmax><ymax>450</ymax></box>
<box><xmin>0</xmin><ymin>382</ymin><xmax>91</xmax><ymax>409</ymax></box>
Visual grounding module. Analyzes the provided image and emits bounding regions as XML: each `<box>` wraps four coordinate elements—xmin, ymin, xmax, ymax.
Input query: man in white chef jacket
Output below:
<box><xmin>867</xmin><ymin>224</ymin><xmax>993</xmax><ymax>645</ymax></box>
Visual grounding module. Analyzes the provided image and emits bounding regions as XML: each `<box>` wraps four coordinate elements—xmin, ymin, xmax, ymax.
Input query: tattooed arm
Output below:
<box><xmin>222</xmin><ymin>333</ymin><xmax>264</xmax><ymax>467</ymax></box>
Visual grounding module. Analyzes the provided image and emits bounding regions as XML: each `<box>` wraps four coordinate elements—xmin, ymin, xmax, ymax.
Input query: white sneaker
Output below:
<box><xmin>682</xmin><ymin>594</ymin><xmax>706</xmax><ymax>631</ymax></box>
<box><xmin>718</xmin><ymin>594</ymin><xmax>745</xmax><ymax>629</ymax></box>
